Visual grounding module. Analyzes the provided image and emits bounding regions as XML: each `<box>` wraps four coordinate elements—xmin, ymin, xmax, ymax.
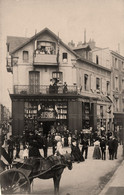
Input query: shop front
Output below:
<box><xmin>11</xmin><ymin>95</ymin><xmax>98</xmax><ymax>136</ymax></box>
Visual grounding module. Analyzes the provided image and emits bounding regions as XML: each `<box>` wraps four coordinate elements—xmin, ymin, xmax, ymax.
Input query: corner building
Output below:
<box><xmin>6</xmin><ymin>28</ymin><xmax>112</xmax><ymax>136</ymax></box>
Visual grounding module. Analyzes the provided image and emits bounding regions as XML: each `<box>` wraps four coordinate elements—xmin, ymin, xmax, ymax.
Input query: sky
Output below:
<box><xmin>0</xmin><ymin>0</ymin><xmax>124</xmax><ymax>111</ymax></box>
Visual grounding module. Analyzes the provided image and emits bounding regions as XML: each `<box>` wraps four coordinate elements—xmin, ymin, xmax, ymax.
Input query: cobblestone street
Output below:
<box><xmin>28</xmin><ymin>145</ymin><xmax>123</xmax><ymax>195</ymax></box>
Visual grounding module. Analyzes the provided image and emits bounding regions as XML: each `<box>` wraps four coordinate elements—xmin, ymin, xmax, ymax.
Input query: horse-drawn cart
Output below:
<box><xmin>0</xmin><ymin>154</ymin><xmax>72</xmax><ymax>195</ymax></box>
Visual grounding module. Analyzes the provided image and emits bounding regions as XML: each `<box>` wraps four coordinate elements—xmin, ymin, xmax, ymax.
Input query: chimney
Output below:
<box><xmin>68</xmin><ymin>40</ymin><xmax>75</xmax><ymax>48</ymax></box>
<box><xmin>77</xmin><ymin>41</ymin><xmax>83</xmax><ymax>47</ymax></box>
<box><xmin>84</xmin><ymin>29</ymin><xmax>86</xmax><ymax>44</ymax></box>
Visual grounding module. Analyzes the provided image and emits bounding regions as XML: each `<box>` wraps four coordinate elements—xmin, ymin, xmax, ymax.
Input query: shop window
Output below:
<box><xmin>36</xmin><ymin>41</ymin><xmax>56</xmax><ymax>55</ymax></box>
<box><xmin>62</xmin><ymin>53</ymin><xmax>68</xmax><ymax>62</ymax></box>
<box><xmin>23</xmin><ymin>51</ymin><xmax>29</xmax><ymax>62</ymax></box>
<box><xmin>96</xmin><ymin>77</ymin><xmax>100</xmax><ymax>92</ymax></box>
<box><xmin>84</xmin><ymin>74</ymin><xmax>88</xmax><ymax>91</ymax></box>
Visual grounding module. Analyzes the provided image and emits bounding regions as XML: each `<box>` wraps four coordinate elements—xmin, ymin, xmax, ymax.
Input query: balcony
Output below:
<box><xmin>13</xmin><ymin>85</ymin><xmax>78</xmax><ymax>95</ymax></box>
<box><xmin>33</xmin><ymin>54</ymin><xmax>58</xmax><ymax>66</ymax></box>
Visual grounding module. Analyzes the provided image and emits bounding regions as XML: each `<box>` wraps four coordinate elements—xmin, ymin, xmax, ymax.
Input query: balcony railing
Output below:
<box><xmin>13</xmin><ymin>85</ymin><xmax>78</xmax><ymax>95</ymax></box>
<box><xmin>34</xmin><ymin>54</ymin><xmax>58</xmax><ymax>65</ymax></box>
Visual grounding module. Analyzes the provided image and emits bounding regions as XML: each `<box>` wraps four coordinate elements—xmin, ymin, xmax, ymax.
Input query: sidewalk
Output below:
<box><xmin>99</xmin><ymin>159</ymin><xmax>124</xmax><ymax>195</ymax></box>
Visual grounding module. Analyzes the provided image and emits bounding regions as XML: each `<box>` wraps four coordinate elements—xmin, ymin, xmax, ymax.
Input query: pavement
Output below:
<box><xmin>99</xmin><ymin>158</ymin><xmax>124</xmax><ymax>195</ymax></box>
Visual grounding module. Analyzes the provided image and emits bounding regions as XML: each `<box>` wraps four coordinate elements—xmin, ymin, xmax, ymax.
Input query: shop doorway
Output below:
<box><xmin>42</xmin><ymin>121</ymin><xmax>55</xmax><ymax>135</ymax></box>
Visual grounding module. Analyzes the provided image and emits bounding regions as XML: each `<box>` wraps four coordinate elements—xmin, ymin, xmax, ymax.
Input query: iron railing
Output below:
<box><xmin>13</xmin><ymin>85</ymin><xmax>78</xmax><ymax>95</ymax></box>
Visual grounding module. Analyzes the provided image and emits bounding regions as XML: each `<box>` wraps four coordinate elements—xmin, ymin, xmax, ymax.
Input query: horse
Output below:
<box><xmin>15</xmin><ymin>153</ymin><xmax>73</xmax><ymax>195</ymax></box>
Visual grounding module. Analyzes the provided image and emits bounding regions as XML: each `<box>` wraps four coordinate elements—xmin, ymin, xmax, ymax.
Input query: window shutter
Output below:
<box><xmin>102</xmin><ymin>79</ymin><xmax>106</xmax><ymax>95</ymax></box>
<box><xmin>91</xmin><ymin>74</ymin><xmax>95</xmax><ymax>91</ymax></box>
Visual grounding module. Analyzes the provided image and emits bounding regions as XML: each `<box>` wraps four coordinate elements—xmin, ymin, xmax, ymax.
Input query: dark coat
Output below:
<box><xmin>71</xmin><ymin>144</ymin><xmax>84</xmax><ymax>162</ymax></box>
<box><xmin>81</xmin><ymin>139</ymin><xmax>89</xmax><ymax>149</ymax></box>
<box><xmin>100</xmin><ymin>140</ymin><xmax>106</xmax><ymax>151</ymax></box>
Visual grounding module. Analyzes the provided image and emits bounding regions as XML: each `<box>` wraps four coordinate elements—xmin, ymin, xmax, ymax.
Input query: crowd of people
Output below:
<box><xmin>0</xmin><ymin>126</ymin><xmax>121</xmax><ymax>169</ymax></box>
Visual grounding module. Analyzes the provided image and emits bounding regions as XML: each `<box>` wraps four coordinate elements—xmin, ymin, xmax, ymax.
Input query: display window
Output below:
<box><xmin>24</xmin><ymin>101</ymin><xmax>68</xmax><ymax>132</ymax></box>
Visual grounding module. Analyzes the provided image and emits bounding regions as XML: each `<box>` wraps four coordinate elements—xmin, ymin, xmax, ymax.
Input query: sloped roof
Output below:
<box><xmin>7</xmin><ymin>36</ymin><xmax>30</xmax><ymax>53</ymax></box>
<box><xmin>9</xmin><ymin>27</ymin><xmax>79</xmax><ymax>58</ymax></box>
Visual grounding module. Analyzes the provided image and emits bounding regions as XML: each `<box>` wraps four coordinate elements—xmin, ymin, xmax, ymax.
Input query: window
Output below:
<box><xmin>106</xmin><ymin>81</ymin><xmax>110</xmax><ymax>95</ymax></box>
<box><xmin>100</xmin><ymin>106</ymin><xmax>103</xmax><ymax>118</ymax></box>
<box><xmin>84</xmin><ymin>74</ymin><xmax>88</xmax><ymax>91</ymax></box>
<box><xmin>115</xmin><ymin>58</ymin><xmax>118</xmax><ymax>69</ymax></box>
<box><xmin>36</xmin><ymin>41</ymin><xmax>56</xmax><ymax>55</ymax></box>
<box><xmin>122</xmin><ymin>61</ymin><xmax>124</xmax><ymax>70</ymax></box>
<box><xmin>123</xmin><ymin>101</ymin><xmax>124</xmax><ymax>112</ymax></box>
<box><xmin>115</xmin><ymin>98</ymin><xmax>119</xmax><ymax>112</ymax></box>
<box><xmin>115</xmin><ymin>76</ymin><xmax>119</xmax><ymax>90</ymax></box>
<box><xmin>62</xmin><ymin>53</ymin><xmax>68</xmax><ymax>62</ymax></box>
<box><xmin>96</xmin><ymin>78</ymin><xmax>100</xmax><ymax>91</ymax></box>
<box><xmin>23</xmin><ymin>51</ymin><xmax>29</xmax><ymax>62</ymax></box>
<box><xmin>96</xmin><ymin>55</ymin><xmax>99</xmax><ymax>64</ymax></box>
<box><xmin>52</xmin><ymin>71</ymin><xmax>63</xmax><ymax>84</ymax></box>
<box><xmin>122</xmin><ymin>78</ymin><xmax>124</xmax><ymax>91</ymax></box>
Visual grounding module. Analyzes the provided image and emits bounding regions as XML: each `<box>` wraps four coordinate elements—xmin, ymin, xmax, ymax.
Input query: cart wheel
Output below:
<box><xmin>1</xmin><ymin>168</ymin><xmax>31</xmax><ymax>194</ymax></box>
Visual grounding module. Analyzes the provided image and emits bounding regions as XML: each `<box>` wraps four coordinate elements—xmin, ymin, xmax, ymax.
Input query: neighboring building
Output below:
<box><xmin>6</xmin><ymin>28</ymin><xmax>112</xmax><ymax>136</ymax></box>
<box><xmin>0</xmin><ymin>103</ymin><xmax>11</xmax><ymax>130</ymax></box>
<box><xmin>81</xmin><ymin>39</ymin><xmax>124</xmax><ymax>133</ymax></box>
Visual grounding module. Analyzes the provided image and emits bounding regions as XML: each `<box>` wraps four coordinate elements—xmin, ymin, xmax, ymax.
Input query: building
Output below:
<box><xmin>6</xmin><ymin>28</ymin><xmax>112</xmax><ymax>136</ymax></box>
<box><xmin>85</xmin><ymin>40</ymin><xmax>124</xmax><ymax>135</ymax></box>
<box><xmin>0</xmin><ymin>103</ymin><xmax>11</xmax><ymax>131</ymax></box>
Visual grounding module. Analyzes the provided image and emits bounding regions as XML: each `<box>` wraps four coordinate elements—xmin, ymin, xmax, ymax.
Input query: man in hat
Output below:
<box><xmin>108</xmin><ymin>136</ymin><xmax>114</xmax><ymax>160</ymax></box>
<box><xmin>113</xmin><ymin>136</ymin><xmax>118</xmax><ymax>159</ymax></box>
<box><xmin>100</xmin><ymin>137</ymin><xmax>106</xmax><ymax>160</ymax></box>
<box><xmin>81</xmin><ymin>137</ymin><xmax>89</xmax><ymax>159</ymax></box>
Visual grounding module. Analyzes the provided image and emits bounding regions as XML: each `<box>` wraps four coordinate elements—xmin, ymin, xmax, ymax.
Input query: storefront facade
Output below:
<box><xmin>11</xmin><ymin>94</ymin><xmax>98</xmax><ymax>136</ymax></box>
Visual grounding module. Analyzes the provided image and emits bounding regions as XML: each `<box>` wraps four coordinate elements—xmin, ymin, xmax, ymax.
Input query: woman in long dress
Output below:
<box><xmin>71</xmin><ymin>139</ymin><xmax>84</xmax><ymax>162</ymax></box>
<box><xmin>93</xmin><ymin>139</ymin><xmax>101</xmax><ymax>159</ymax></box>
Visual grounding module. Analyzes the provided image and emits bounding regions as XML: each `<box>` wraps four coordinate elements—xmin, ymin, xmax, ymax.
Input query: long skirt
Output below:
<box><xmin>93</xmin><ymin>146</ymin><xmax>101</xmax><ymax>159</ymax></box>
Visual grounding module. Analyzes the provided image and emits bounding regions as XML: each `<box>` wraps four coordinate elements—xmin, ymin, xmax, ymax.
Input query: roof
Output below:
<box><xmin>9</xmin><ymin>27</ymin><xmax>79</xmax><ymax>58</ymax></box>
<box><xmin>73</xmin><ymin>44</ymin><xmax>91</xmax><ymax>51</ymax></box>
<box><xmin>7</xmin><ymin>36</ymin><xmax>30</xmax><ymax>54</ymax></box>
<box><xmin>110</xmin><ymin>50</ymin><xmax>124</xmax><ymax>59</ymax></box>
<box><xmin>77</xmin><ymin>56</ymin><xmax>111</xmax><ymax>72</ymax></box>
<box><xmin>7</xmin><ymin>28</ymin><xmax>112</xmax><ymax>73</ymax></box>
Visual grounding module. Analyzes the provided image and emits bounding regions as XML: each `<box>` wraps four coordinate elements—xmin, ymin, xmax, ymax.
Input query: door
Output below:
<box><xmin>29</xmin><ymin>71</ymin><xmax>40</xmax><ymax>94</ymax></box>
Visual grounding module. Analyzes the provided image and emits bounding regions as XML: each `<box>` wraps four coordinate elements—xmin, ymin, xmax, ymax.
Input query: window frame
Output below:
<box><xmin>23</xmin><ymin>51</ymin><xmax>29</xmax><ymax>62</ymax></box>
<box><xmin>62</xmin><ymin>52</ymin><xmax>68</xmax><ymax>62</ymax></box>
<box><xmin>84</xmin><ymin>74</ymin><xmax>88</xmax><ymax>91</ymax></box>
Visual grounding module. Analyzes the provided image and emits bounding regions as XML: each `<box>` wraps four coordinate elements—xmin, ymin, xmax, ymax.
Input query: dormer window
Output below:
<box><xmin>23</xmin><ymin>51</ymin><xmax>29</xmax><ymax>62</ymax></box>
<box><xmin>62</xmin><ymin>53</ymin><xmax>68</xmax><ymax>62</ymax></box>
<box><xmin>36</xmin><ymin>41</ymin><xmax>56</xmax><ymax>55</ymax></box>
